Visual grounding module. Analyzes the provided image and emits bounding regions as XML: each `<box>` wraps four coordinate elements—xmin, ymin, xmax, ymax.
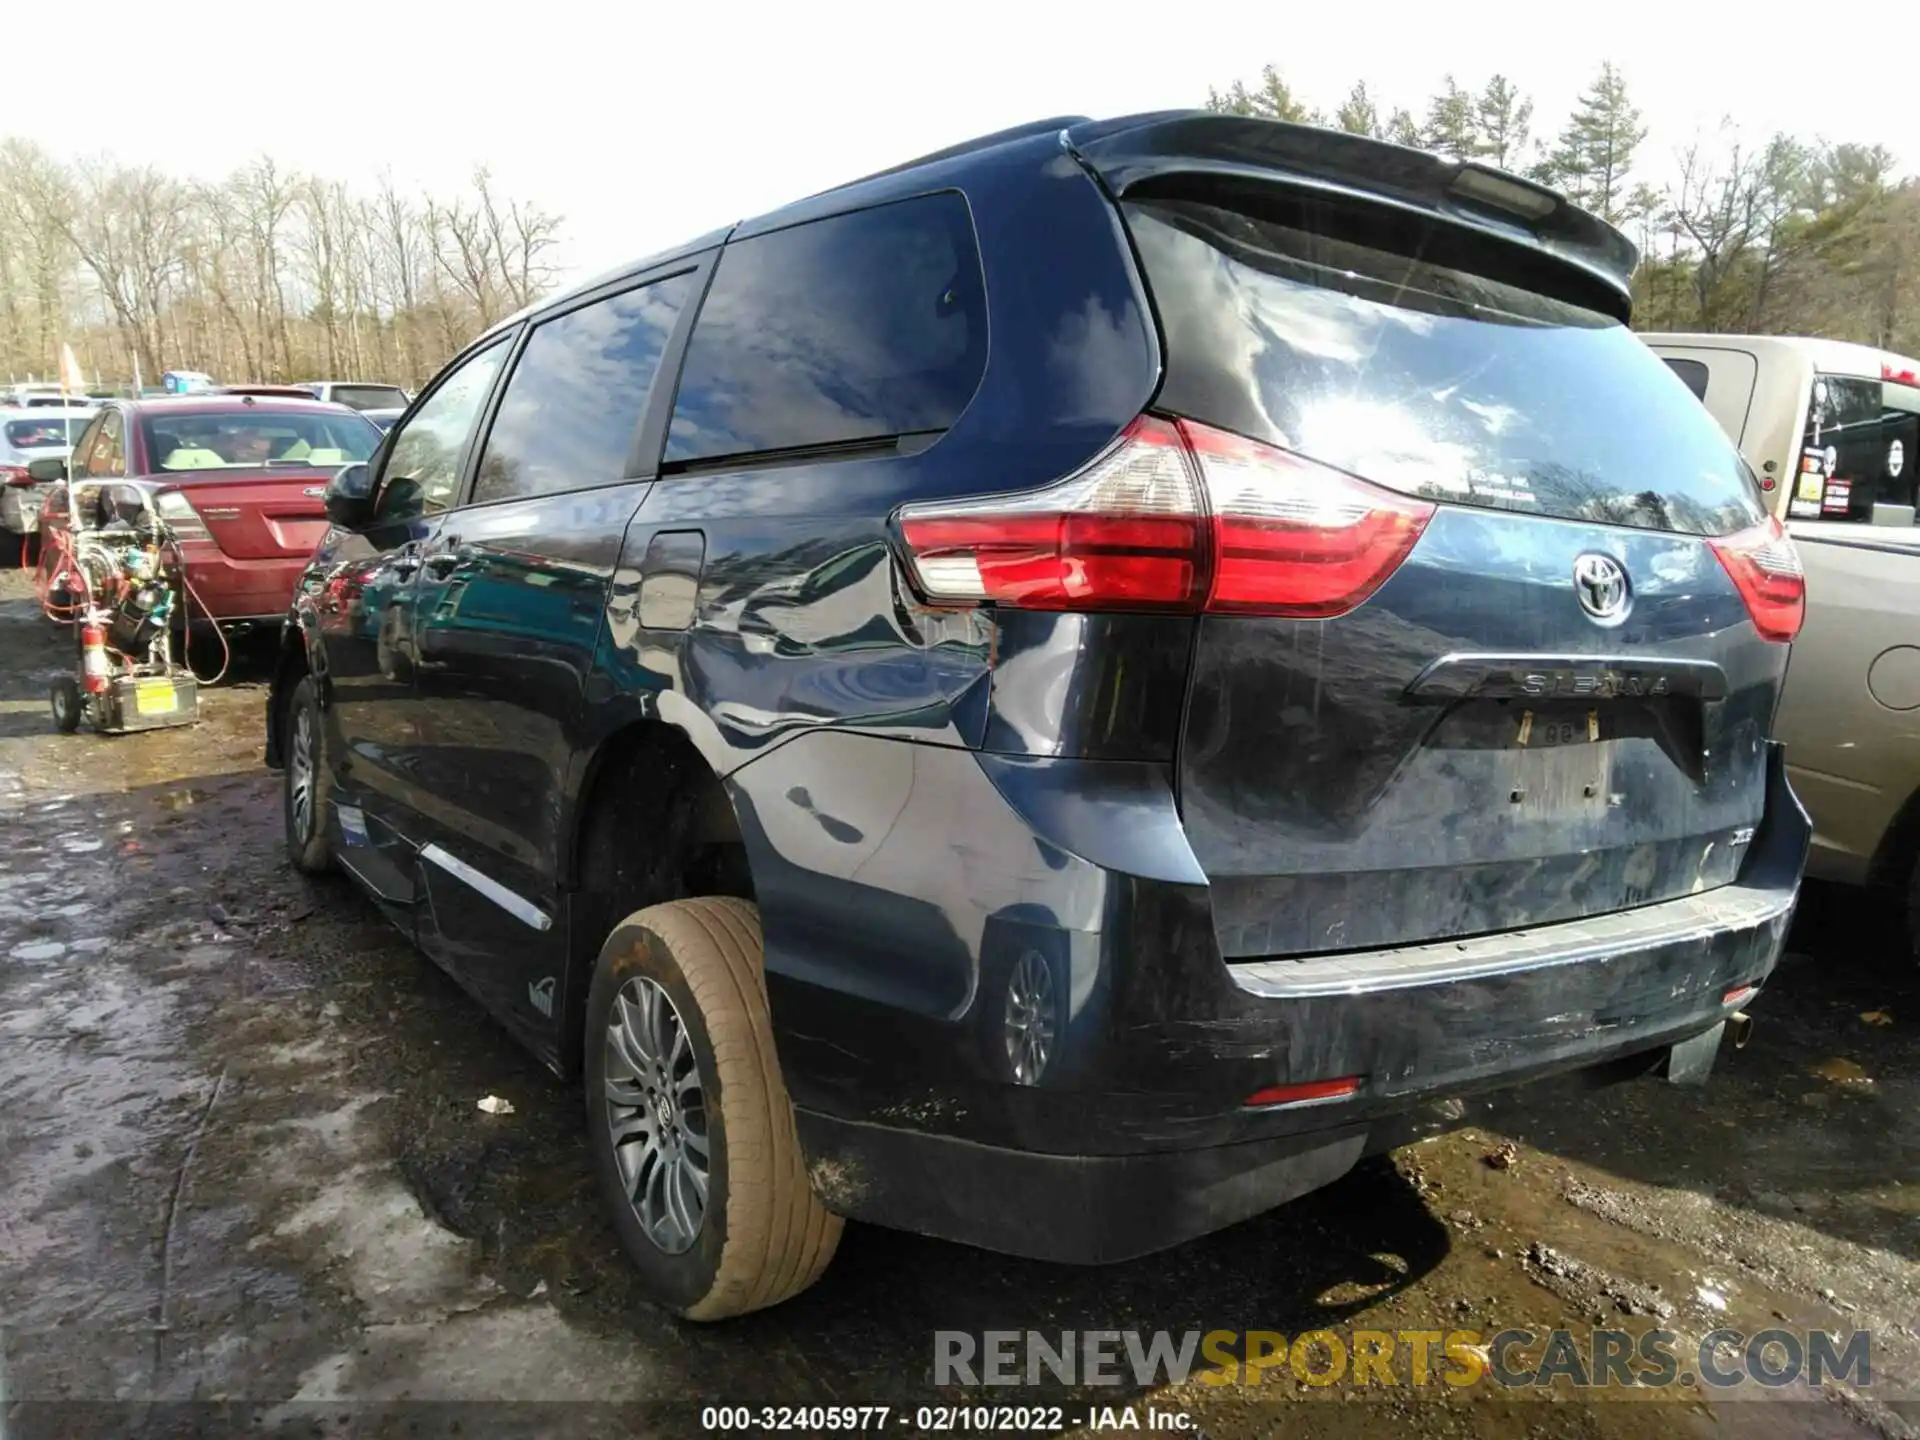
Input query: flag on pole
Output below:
<box><xmin>58</xmin><ymin>343</ymin><xmax>86</xmax><ymax>402</ymax></box>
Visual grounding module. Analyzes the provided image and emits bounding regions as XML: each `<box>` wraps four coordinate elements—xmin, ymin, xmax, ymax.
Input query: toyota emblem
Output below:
<box><xmin>1573</xmin><ymin>553</ymin><xmax>1630</xmax><ymax>624</ymax></box>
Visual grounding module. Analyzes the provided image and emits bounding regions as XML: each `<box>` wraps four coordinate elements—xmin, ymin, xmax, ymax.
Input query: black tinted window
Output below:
<box><xmin>473</xmin><ymin>273</ymin><xmax>694</xmax><ymax>505</ymax></box>
<box><xmin>1791</xmin><ymin>375</ymin><xmax>1920</xmax><ymax>522</ymax></box>
<box><xmin>331</xmin><ymin>385</ymin><xmax>409</xmax><ymax>411</ymax></box>
<box><xmin>665</xmin><ymin>192</ymin><xmax>986</xmax><ymax>465</ymax></box>
<box><xmin>1126</xmin><ymin>195</ymin><xmax>1765</xmax><ymax>537</ymax></box>
<box><xmin>1665</xmin><ymin>358</ymin><xmax>1711</xmax><ymax>402</ymax></box>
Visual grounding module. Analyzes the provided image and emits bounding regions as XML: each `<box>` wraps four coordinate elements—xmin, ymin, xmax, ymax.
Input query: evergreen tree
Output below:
<box><xmin>1384</xmin><ymin>108</ymin><xmax>1423</xmax><ymax>149</ymax></box>
<box><xmin>1544</xmin><ymin>61</ymin><xmax>1647</xmax><ymax>223</ymax></box>
<box><xmin>1475</xmin><ymin>75</ymin><xmax>1534</xmax><ymax>171</ymax></box>
<box><xmin>1335</xmin><ymin>82</ymin><xmax>1383</xmax><ymax>139</ymax></box>
<box><xmin>1206</xmin><ymin>65</ymin><xmax>1322</xmax><ymax>125</ymax></box>
<box><xmin>1421</xmin><ymin>77</ymin><xmax>1478</xmax><ymax>159</ymax></box>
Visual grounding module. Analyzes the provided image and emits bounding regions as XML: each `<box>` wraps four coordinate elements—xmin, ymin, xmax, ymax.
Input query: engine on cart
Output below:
<box><xmin>49</xmin><ymin>489</ymin><xmax>200</xmax><ymax>736</ymax></box>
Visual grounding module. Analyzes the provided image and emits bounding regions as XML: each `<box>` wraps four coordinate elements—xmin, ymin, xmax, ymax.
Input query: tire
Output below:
<box><xmin>584</xmin><ymin>896</ymin><xmax>841</xmax><ymax>1320</ymax></box>
<box><xmin>283</xmin><ymin>676</ymin><xmax>335</xmax><ymax>874</ymax></box>
<box><xmin>49</xmin><ymin>675</ymin><xmax>82</xmax><ymax>734</ymax></box>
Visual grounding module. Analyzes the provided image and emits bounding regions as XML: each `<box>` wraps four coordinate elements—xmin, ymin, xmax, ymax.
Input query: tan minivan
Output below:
<box><xmin>1646</xmin><ymin>334</ymin><xmax>1920</xmax><ymax>952</ymax></box>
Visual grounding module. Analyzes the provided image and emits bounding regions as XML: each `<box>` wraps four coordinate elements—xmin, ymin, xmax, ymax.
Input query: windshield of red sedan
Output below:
<box><xmin>141</xmin><ymin>410</ymin><xmax>380</xmax><ymax>470</ymax></box>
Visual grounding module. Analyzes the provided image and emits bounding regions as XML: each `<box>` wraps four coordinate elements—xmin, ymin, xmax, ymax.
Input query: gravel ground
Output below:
<box><xmin>1</xmin><ymin>565</ymin><xmax>1916</xmax><ymax>1439</ymax></box>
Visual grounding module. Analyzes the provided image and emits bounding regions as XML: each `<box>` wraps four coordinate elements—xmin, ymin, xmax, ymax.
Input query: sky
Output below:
<box><xmin>19</xmin><ymin>1</ymin><xmax>1920</xmax><ymax>289</ymax></box>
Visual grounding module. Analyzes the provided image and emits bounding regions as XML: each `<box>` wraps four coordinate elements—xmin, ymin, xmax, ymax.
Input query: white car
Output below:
<box><xmin>4</xmin><ymin>384</ymin><xmax>98</xmax><ymax>409</ymax></box>
<box><xmin>293</xmin><ymin>380</ymin><xmax>410</xmax><ymax>412</ymax></box>
<box><xmin>1</xmin><ymin>406</ymin><xmax>92</xmax><ymax>537</ymax></box>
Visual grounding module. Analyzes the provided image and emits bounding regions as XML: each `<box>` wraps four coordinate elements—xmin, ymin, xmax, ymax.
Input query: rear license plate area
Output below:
<box><xmin>1507</xmin><ymin>732</ymin><xmax>1613</xmax><ymax>815</ymax></box>
<box><xmin>1436</xmin><ymin>702</ymin><xmax>1619</xmax><ymax>815</ymax></box>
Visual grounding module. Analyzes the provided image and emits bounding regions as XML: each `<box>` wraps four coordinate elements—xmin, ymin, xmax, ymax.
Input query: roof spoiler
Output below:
<box><xmin>1066</xmin><ymin>113</ymin><xmax>1639</xmax><ymax>318</ymax></box>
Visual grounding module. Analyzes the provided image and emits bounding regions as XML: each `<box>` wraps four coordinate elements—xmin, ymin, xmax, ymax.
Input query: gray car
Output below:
<box><xmin>0</xmin><ymin>407</ymin><xmax>93</xmax><ymax>539</ymax></box>
<box><xmin>1647</xmin><ymin>332</ymin><xmax>1920</xmax><ymax>958</ymax></box>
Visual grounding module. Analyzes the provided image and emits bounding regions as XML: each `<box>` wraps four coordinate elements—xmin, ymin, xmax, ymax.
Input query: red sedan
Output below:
<box><xmin>36</xmin><ymin>394</ymin><xmax>382</xmax><ymax>632</ymax></box>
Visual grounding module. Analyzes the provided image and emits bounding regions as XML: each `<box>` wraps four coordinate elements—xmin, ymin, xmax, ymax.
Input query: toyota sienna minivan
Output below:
<box><xmin>267</xmin><ymin>112</ymin><xmax>1812</xmax><ymax>1319</ymax></box>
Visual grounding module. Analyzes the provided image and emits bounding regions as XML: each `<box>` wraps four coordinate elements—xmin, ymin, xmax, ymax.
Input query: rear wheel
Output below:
<box><xmin>49</xmin><ymin>675</ymin><xmax>82</xmax><ymax>734</ymax></box>
<box><xmin>283</xmin><ymin>677</ymin><xmax>334</xmax><ymax>873</ymax></box>
<box><xmin>584</xmin><ymin>896</ymin><xmax>841</xmax><ymax>1320</ymax></box>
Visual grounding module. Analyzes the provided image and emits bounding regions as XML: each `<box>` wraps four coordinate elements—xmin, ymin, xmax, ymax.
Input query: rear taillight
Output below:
<box><xmin>897</xmin><ymin>416</ymin><xmax>1205</xmax><ymax>611</ymax></box>
<box><xmin>153</xmin><ymin>489</ymin><xmax>210</xmax><ymax>541</ymax></box>
<box><xmin>1709</xmin><ymin>514</ymin><xmax>1805</xmax><ymax>643</ymax></box>
<box><xmin>896</xmin><ymin>416</ymin><xmax>1435</xmax><ymax>618</ymax></box>
<box><xmin>0</xmin><ymin>466</ymin><xmax>32</xmax><ymax>487</ymax></box>
<box><xmin>1177</xmin><ymin>419</ymin><xmax>1435</xmax><ymax>618</ymax></box>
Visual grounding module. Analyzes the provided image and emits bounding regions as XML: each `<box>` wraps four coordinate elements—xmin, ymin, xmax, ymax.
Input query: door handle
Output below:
<box><xmin>422</xmin><ymin>543</ymin><xmax>474</xmax><ymax>579</ymax></box>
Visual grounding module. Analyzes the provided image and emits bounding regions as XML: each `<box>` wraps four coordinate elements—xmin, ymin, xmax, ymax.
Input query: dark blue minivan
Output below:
<box><xmin>266</xmin><ymin>112</ymin><xmax>1811</xmax><ymax>1319</ymax></box>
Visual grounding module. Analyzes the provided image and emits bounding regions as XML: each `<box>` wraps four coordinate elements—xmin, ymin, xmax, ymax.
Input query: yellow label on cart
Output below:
<box><xmin>134</xmin><ymin>679</ymin><xmax>177</xmax><ymax>715</ymax></box>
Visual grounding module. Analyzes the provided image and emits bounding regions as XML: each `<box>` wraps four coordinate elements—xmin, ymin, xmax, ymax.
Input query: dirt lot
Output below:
<box><xmin>2</xmin><ymin>564</ymin><xmax>1918</xmax><ymax>1439</ymax></box>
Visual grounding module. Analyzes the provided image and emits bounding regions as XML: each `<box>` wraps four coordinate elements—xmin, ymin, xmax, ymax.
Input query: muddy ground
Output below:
<box><xmin>1</xmin><ymin>565</ymin><xmax>1918</xmax><ymax>1440</ymax></box>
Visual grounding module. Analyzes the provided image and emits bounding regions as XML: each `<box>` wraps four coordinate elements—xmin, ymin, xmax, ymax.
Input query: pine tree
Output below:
<box><xmin>1384</xmin><ymin>108</ymin><xmax>1423</xmax><ymax>149</ymax></box>
<box><xmin>1335</xmin><ymin>82</ymin><xmax>1383</xmax><ymax>139</ymax></box>
<box><xmin>1421</xmin><ymin>77</ymin><xmax>1478</xmax><ymax>159</ymax></box>
<box><xmin>1205</xmin><ymin>65</ymin><xmax>1322</xmax><ymax>125</ymax></box>
<box><xmin>1475</xmin><ymin>75</ymin><xmax>1534</xmax><ymax>171</ymax></box>
<box><xmin>1545</xmin><ymin>61</ymin><xmax>1648</xmax><ymax>223</ymax></box>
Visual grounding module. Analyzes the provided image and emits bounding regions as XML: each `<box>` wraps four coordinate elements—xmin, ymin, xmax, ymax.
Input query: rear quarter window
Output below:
<box><xmin>1125</xmin><ymin>194</ymin><xmax>1765</xmax><ymax>536</ymax></box>
<box><xmin>1664</xmin><ymin>358</ymin><xmax>1710</xmax><ymax>401</ymax></box>
<box><xmin>664</xmin><ymin>191</ymin><xmax>987</xmax><ymax>466</ymax></box>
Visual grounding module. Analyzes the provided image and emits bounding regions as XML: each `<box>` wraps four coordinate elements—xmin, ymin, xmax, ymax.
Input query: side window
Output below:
<box><xmin>471</xmin><ymin>272</ymin><xmax>695</xmax><ymax>506</ymax></box>
<box><xmin>1796</xmin><ymin>374</ymin><xmax>1920</xmax><ymax>521</ymax></box>
<box><xmin>376</xmin><ymin>337</ymin><xmax>510</xmax><ymax>521</ymax></box>
<box><xmin>665</xmin><ymin>191</ymin><xmax>987</xmax><ymax>466</ymax></box>
<box><xmin>67</xmin><ymin>414</ymin><xmax>105</xmax><ymax>475</ymax></box>
<box><xmin>87</xmin><ymin>411</ymin><xmax>125</xmax><ymax>478</ymax></box>
<box><xmin>1664</xmin><ymin>358</ymin><xmax>1710</xmax><ymax>402</ymax></box>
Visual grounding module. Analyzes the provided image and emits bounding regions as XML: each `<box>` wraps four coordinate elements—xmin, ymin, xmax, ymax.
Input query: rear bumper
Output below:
<box><xmin>738</xmin><ymin>734</ymin><xmax>1807</xmax><ymax>1262</ymax></box>
<box><xmin>177</xmin><ymin>548</ymin><xmax>306</xmax><ymax>620</ymax></box>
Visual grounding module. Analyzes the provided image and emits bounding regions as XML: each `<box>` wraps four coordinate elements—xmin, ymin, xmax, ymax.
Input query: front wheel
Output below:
<box><xmin>283</xmin><ymin>677</ymin><xmax>335</xmax><ymax>873</ymax></box>
<box><xmin>49</xmin><ymin>675</ymin><xmax>82</xmax><ymax>734</ymax></box>
<box><xmin>583</xmin><ymin>896</ymin><xmax>842</xmax><ymax>1320</ymax></box>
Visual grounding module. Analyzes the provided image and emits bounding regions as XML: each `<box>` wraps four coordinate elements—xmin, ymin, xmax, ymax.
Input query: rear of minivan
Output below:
<box><xmin>788</xmin><ymin>115</ymin><xmax>1812</xmax><ymax>1262</ymax></box>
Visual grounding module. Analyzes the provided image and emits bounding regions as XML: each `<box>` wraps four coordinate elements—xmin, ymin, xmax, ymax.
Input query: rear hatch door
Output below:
<box><xmin>1111</xmin><ymin>164</ymin><xmax>1793</xmax><ymax>958</ymax></box>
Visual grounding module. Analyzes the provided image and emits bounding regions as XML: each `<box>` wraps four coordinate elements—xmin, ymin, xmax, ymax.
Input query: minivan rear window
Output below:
<box><xmin>1125</xmin><ymin>194</ymin><xmax>1766</xmax><ymax>536</ymax></box>
<box><xmin>664</xmin><ymin>191</ymin><xmax>987</xmax><ymax>467</ymax></box>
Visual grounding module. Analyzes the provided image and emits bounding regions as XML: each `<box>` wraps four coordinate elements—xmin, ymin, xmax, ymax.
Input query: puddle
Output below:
<box><xmin>270</xmin><ymin>1166</ymin><xmax>496</xmax><ymax>1324</ymax></box>
<box><xmin>1811</xmin><ymin>1057</ymin><xmax>1875</xmax><ymax>1088</ymax></box>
